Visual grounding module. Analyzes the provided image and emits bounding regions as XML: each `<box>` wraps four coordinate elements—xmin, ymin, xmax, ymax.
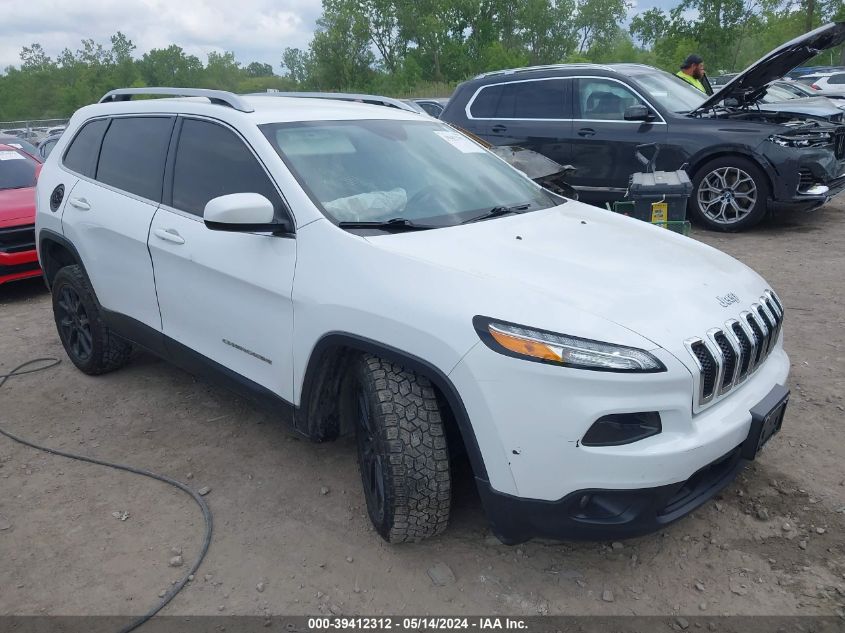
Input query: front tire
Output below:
<box><xmin>689</xmin><ymin>156</ymin><xmax>770</xmax><ymax>232</ymax></box>
<box><xmin>51</xmin><ymin>265</ymin><xmax>133</xmax><ymax>375</ymax></box>
<box><xmin>352</xmin><ymin>354</ymin><xmax>451</xmax><ymax>543</ymax></box>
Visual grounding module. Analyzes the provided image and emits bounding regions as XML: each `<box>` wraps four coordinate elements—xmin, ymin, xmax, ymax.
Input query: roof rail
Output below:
<box><xmin>99</xmin><ymin>88</ymin><xmax>254</xmax><ymax>113</ymax></box>
<box><xmin>252</xmin><ymin>91</ymin><xmax>422</xmax><ymax>114</ymax></box>
<box><xmin>474</xmin><ymin>63</ymin><xmax>616</xmax><ymax>79</ymax></box>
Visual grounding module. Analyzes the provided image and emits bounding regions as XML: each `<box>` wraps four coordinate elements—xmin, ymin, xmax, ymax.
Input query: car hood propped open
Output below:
<box><xmin>692</xmin><ymin>21</ymin><xmax>845</xmax><ymax>114</ymax></box>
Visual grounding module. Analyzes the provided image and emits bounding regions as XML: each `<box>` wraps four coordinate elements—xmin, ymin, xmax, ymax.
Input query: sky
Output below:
<box><xmin>0</xmin><ymin>0</ymin><xmax>679</xmax><ymax>73</ymax></box>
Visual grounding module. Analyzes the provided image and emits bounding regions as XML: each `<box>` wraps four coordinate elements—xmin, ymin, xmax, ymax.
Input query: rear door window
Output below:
<box><xmin>169</xmin><ymin>118</ymin><xmax>285</xmax><ymax>217</ymax></box>
<box><xmin>498</xmin><ymin>80</ymin><xmax>568</xmax><ymax>119</ymax></box>
<box><xmin>63</xmin><ymin>118</ymin><xmax>109</xmax><ymax>178</ymax></box>
<box><xmin>96</xmin><ymin>117</ymin><xmax>174</xmax><ymax>202</ymax></box>
<box><xmin>829</xmin><ymin>73</ymin><xmax>845</xmax><ymax>85</ymax></box>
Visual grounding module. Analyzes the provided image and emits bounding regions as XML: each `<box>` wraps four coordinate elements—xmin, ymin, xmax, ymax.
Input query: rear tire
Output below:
<box><xmin>351</xmin><ymin>354</ymin><xmax>451</xmax><ymax>543</ymax></box>
<box><xmin>689</xmin><ymin>156</ymin><xmax>769</xmax><ymax>232</ymax></box>
<box><xmin>51</xmin><ymin>265</ymin><xmax>133</xmax><ymax>375</ymax></box>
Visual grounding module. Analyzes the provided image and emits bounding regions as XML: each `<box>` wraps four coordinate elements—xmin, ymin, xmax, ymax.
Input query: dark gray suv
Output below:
<box><xmin>441</xmin><ymin>22</ymin><xmax>845</xmax><ymax>231</ymax></box>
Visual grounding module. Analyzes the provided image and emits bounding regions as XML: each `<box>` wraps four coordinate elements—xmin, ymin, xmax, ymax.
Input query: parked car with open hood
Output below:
<box><xmin>441</xmin><ymin>22</ymin><xmax>845</xmax><ymax>231</ymax></box>
<box><xmin>36</xmin><ymin>87</ymin><xmax>789</xmax><ymax>544</ymax></box>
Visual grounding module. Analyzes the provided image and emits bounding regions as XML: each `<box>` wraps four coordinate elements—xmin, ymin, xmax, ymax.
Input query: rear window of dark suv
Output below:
<box><xmin>468</xmin><ymin>79</ymin><xmax>568</xmax><ymax>119</ymax></box>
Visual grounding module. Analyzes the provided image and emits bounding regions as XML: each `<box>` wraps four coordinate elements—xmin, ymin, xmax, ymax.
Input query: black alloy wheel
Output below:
<box><xmin>56</xmin><ymin>285</ymin><xmax>93</xmax><ymax>363</ymax></box>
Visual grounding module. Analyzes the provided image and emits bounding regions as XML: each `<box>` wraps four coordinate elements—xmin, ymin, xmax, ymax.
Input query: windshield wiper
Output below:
<box><xmin>460</xmin><ymin>203</ymin><xmax>531</xmax><ymax>224</ymax></box>
<box><xmin>337</xmin><ymin>217</ymin><xmax>436</xmax><ymax>232</ymax></box>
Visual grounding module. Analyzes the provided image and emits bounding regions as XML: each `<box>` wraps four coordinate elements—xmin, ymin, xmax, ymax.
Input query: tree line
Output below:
<box><xmin>1</xmin><ymin>0</ymin><xmax>843</xmax><ymax>121</ymax></box>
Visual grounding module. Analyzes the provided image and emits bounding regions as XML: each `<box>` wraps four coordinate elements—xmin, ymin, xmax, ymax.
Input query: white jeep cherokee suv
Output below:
<box><xmin>35</xmin><ymin>88</ymin><xmax>790</xmax><ymax>544</ymax></box>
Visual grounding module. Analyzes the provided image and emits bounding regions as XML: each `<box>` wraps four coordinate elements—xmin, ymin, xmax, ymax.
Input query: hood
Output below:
<box><xmin>0</xmin><ymin>186</ymin><xmax>36</xmax><ymax>227</ymax></box>
<box><xmin>693</xmin><ymin>21</ymin><xmax>845</xmax><ymax>114</ymax></box>
<box><xmin>368</xmin><ymin>203</ymin><xmax>771</xmax><ymax>356</ymax></box>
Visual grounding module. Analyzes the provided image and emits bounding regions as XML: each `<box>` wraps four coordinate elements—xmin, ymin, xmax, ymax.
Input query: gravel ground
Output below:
<box><xmin>1</xmin><ymin>200</ymin><xmax>844</xmax><ymax>619</ymax></box>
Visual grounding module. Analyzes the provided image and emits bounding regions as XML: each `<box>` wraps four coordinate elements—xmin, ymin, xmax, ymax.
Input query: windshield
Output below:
<box><xmin>0</xmin><ymin>137</ymin><xmax>38</xmax><ymax>156</ymax></box>
<box><xmin>260</xmin><ymin>119</ymin><xmax>559</xmax><ymax>227</ymax></box>
<box><xmin>0</xmin><ymin>149</ymin><xmax>36</xmax><ymax>189</ymax></box>
<box><xmin>629</xmin><ymin>68</ymin><xmax>707</xmax><ymax>113</ymax></box>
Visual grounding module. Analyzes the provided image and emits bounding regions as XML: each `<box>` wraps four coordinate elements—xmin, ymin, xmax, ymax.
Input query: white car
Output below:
<box><xmin>797</xmin><ymin>71</ymin><xmax>845</xmax><ymax>96</ymax></box>
<box><xmin>35</xmin><ymin>88</ymin><xmax>790</xmax><ymax>544</ymax></box>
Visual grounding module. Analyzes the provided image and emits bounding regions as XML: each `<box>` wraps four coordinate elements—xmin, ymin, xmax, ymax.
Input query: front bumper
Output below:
<box><xmin>478</xmin><ymin>444</ymin><xmax>745</xmax><ymax>543</ymax></box>
<box><xmin>0</xmin><ymin>248</ymin><xmax>40</xmax><ymax>285</ymax></box>
<box><xmin>451</xmin><ymin>337</ymin><xmax>790</xmax><ymax>542</ymax></box>
<box><xmin>0</xmin><ymin>224</ymin><xmax>40</xmax><ymax>285</ymax></box>
<box><xmin>763</xmin><ymin>142</ymin><xmax>845</xmax><ymax>210</ymax></box>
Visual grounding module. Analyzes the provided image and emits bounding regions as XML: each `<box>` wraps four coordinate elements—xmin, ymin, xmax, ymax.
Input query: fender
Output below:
<box><xmin>298</xmin><ymin>332</ymin><xmax>489</xmax><ymax>481</ymax></box>
<box><xmin>38</xmin><ymin>228</ymin><xmax>85</xmax><ymax>289</ymax></box>
<box><xmin>685</xmin><ymin>146</ymin><xmax>778</xmax><ymax>193</ymax></box>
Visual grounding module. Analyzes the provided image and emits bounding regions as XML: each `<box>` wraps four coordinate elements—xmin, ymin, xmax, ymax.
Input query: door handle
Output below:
<box><xmin>577</xmin><ymin>128</ymin><xmax>596</xmax><ymax>138</ymax></box>
<box><xmin>68</xmin><ymin>197</ymin><xmax>90</xmax><ymax>211</ymax></box>
<box><xmin>491</xmin><ymin>124</ymin><xmax>508</xmax><ymax>133</ymax></box>
<box><xmin>153</xmin><ymin>228</ymin><xmax>185</xmax><ymax>245</ymax></box>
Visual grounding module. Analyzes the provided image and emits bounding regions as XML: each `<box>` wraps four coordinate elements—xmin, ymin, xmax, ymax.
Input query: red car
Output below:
<box><xmin>0</xmin><ymin>144</ymin><xmax>41</xmax><ymax>285</ymax></box>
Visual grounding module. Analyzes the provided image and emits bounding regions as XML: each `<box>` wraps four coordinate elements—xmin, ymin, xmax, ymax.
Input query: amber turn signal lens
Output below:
<box><xmin>489</xmin><ymin>326</ymin><xmax>562</xmax><ymax>362</ymax></box>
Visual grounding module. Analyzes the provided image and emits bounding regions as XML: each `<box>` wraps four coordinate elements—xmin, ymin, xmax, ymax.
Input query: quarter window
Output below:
<box><xmin>470</xmin><ymin>80</ymin><xmax>568</xmax><ymax>119</ymax></box>
<box><xmin>576</xmin><ymin>79</ymin><xmax>647</xmax><ymax>121</ymax></box>
<box><xmin>829</xmin><ymin>73</ymin><xmax>845</xmax><ymax>85</ymax></box>
<box><xmin>171</xmin><ymin>119</ymin><xmax>284</xmax><ymax>218</ymax></box>
<box><xmin>469</xmin><ymin>84</ymin><xmax>504</xmax><ymax>118</ymax></box>
<box><xmin>63</xmin><ymin>119</ymin><xmax>109</xmax><ymax>178</ymax></box>
<box><xmin>96</xmin><ymin>117</ymin><xmax>174</xmax><ymax>201</ymax></box>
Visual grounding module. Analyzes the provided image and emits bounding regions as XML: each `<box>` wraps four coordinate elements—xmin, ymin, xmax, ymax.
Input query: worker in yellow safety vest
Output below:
<box><xmin>676</xmin><ymin>55</ymin><xmax>713</xmax><ymax>95</ymax></box>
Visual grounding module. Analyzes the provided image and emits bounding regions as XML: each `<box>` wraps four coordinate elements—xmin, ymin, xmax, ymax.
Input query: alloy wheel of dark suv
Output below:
<box><xmin>689</xmin><ymin>157</ymin><xmax>770</xmax><ymax>231</ymax></box>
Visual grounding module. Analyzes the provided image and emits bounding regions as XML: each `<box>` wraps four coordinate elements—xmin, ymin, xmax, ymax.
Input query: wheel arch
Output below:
<box><xmin>686</xmin><ymin>149</ymin><xmax>776</xmax><ymax>199</ymax></box>
<box><xmin>38</xmin><ymin>229</ymin><xmax>86</xmax><ymax>289</ymax></box>
<box><xmin>296</xmin><ymin>332</ymin><xmax>489</xmax><ymax>481</ymax></box>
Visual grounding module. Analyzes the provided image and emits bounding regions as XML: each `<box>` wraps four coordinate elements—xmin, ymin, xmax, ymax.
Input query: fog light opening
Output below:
<box><xmin>581</xmin><ymin>412</ymin><xmax>662</xmax><ymax>447</ymax></box>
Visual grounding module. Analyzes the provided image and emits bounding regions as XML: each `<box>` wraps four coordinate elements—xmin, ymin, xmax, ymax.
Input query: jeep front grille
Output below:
<box><xmin>685</xmin><ymin>290</ymin><xmax>784</xmax><ymax>409</ymax></box>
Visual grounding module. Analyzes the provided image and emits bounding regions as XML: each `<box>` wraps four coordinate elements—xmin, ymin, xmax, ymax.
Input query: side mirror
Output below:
<box><xmin>624</xmin><ymin>105</ymin><xmax>654</xmax><ymax>122</ymax></box>
<box><xmin>203</xmin><ymin>193</ymin><xmax>291</xmax><ymax>234</ymax></box>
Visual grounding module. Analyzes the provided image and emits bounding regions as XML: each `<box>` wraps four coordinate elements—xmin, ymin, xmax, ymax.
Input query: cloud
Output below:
<box><xmin>0</xmin><ymin>0</ymin><xmax>323</xmax><ymax>72</ymax></box>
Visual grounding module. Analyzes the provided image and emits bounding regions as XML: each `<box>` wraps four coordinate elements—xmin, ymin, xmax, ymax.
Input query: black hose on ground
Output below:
<box><xmin>0</xmin><ymin>358</ymin><xmax>213</xmax><ymax>633</ymax></box>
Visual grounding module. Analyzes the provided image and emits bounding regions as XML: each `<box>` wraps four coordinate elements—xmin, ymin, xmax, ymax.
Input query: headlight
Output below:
<box><xmin>768</xmin><ymin>132</ymin><xmax>833</xmax><ymax>148</ymax></box>
<box><xmin>473</xmin><ymin>317</ymin><xmax>665</xmax><ymax>372</ymax></box>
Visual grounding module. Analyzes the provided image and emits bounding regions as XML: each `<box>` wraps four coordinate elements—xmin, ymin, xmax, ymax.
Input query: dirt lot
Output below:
<box><xmin>1</xmin><ymin>200</ymin><xmax>844</xmax><ymax>621</ymax></box>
